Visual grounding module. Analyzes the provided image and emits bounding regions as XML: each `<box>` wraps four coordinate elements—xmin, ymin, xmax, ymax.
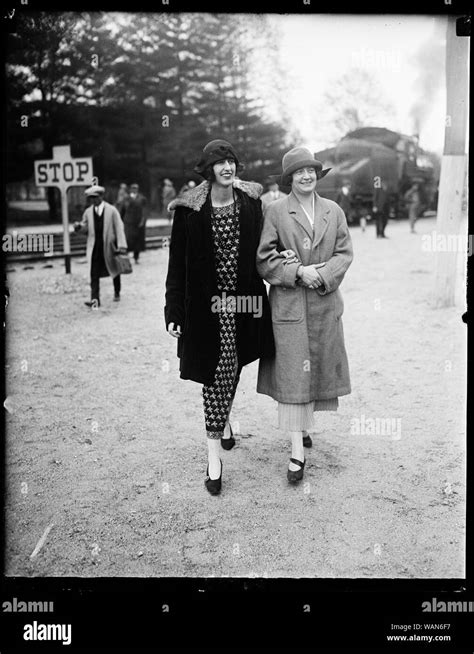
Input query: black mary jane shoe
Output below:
<box><xmin>303</xmin><ymin>433</ymin><xmax>313</xmax><ymax>448</ymax></box>
<box><xmin>287</xmin><ymin>458</ymin><xmax>305</xmax><ymax>483</ymax></box>
<box><xmin>221</xmin><ymin>424</ymin><xmax>236</xmax><ymax>451</ymax></box>
<box><xmin>205</xmin><ymin>459</ymin><xmax>223</xmax><ymax>495</ymax></box>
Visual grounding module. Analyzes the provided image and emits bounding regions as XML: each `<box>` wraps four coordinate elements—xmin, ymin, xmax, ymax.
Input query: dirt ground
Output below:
<box><xmin>4</xmin><ymin>215</ymin><xmax>467</xmax><ymax>578</ymax></box>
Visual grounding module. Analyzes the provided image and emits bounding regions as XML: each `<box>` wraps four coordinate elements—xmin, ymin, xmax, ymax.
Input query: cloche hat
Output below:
<box><xmin>280</xmin><ymin>147</ymin><xmax>331</xmax><ymax>186</ymax></box>
<box><xmin>194</xmin><ymin>139</ymin><xmax>241</xmax><ymax>177</ymax></box>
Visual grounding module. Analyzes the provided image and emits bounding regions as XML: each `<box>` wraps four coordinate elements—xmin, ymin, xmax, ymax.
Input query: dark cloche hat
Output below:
<box><xmin>194</xmin><ymin>139</ymin><xmax>241</xmax><ymax>177</ymax></box>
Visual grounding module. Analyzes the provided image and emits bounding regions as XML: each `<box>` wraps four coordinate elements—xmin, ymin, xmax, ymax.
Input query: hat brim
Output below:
<box><xmin>85</xmin><ymin>185</ymin><xmax>105</xmax><ymax>197</ymax></box>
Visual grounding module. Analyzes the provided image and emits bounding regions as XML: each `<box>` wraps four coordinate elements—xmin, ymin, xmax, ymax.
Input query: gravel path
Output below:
<box><xmin>4</xmin><ymin>215</ymin><xmax>466</xmax><ymax>578</ymax></box>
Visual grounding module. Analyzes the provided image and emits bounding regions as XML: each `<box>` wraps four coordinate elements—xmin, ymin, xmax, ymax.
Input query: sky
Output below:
<box><xmin>270</xmin><ymin>14</ymin><xmax>449</xmax><ymax>153</ymax></box>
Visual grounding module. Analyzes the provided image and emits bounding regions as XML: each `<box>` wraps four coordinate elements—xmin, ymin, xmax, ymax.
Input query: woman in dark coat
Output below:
<box><xmin>164</xmin><ymin>139</ymin><xmax>274</xmax><ymax>495</ymax></box>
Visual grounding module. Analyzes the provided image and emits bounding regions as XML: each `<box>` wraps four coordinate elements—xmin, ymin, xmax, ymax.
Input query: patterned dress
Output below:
<box><xmin>202</xmin><ymin>197</ymin><xmax>241</xmax><ymax>438</ymax></box>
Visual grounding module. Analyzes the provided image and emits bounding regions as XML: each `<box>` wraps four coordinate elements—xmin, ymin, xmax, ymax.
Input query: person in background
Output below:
<box><xmin>260</xmin><ymin>179</ymin><xmax>287</xmax><ymax>211</ymax></box>
<box><xmin>404</xmin><ymin>181</ymin><xmax>422</xmax><ymax>233</ymax></box>
<box><xmin>336</xmin><ymin>181</ymin><xmax>353</xmax><ymax>227</ymax></box>
<box><xmin>74</xmin><ymin>185</ymin><xmax>127</xmax><ymax>308</ymax></box>
<box><xmin>353</xmin><ymin>195</ymin><xmax>369</xmax><ymax>233</ymax></box>
<box><xmin>121</xmin><ymin>183</ymin><xmax>147</xmax><ymax>263</ymax></box>
<box><xmin>162</xmin><ymin>178</ymin><xmax>177</xmax><ymax>222</ymax></box>
<box><xmin>256</xmin><ymin>147</ymin><xmax>353</xmax><ymax>484</ymax></box>
<box><xmin>116</xmin><ymin>183</ymin><xmax>129</xmax><ymax>209</ymax></box>
<box><xmin>372</xmin><ymin>180</ymin><xmax>389</xmax><ymax>238</ymax></box>
<box><xmin>179</xmin><ymin>180</ymin><xmax>197</xmax><ymax>195</ymax></box>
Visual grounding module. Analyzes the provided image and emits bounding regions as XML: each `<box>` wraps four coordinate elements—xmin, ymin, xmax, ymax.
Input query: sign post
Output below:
<box><xmin>34</xmin><ymin>145</ymin><xmax>94</xmax><ymax>273</ymax></box>
<box><xmin>434</xmin><ymin>17</ymin><xmax>468</xmax><ymax>308</ymax></box>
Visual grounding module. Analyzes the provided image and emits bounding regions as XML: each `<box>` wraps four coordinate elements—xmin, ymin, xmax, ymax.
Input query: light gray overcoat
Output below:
<box><xmin>77</xmin><ymin>202</ymin><xmax>128</xmax><ymax>279</ymax></box>
<box><xmin>256</xmin><ymin>191</ymin><xmax>353</xmax><ymax>403</ymax></box>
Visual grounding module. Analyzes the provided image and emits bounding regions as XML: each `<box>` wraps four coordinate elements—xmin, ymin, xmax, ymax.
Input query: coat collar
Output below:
<box><xmin>287</xmin><ymin>191</ymin><xmax>331</xmax><ymax>247</ymax></box>
<box><xmin>87</xmin><ymin>201</ymin><xmax>113</xmax><ymax>223</ymax></box>
<box><xmin>168</xmin><ymin>178</ymin><xmax>263</xmax><ymax>212</ymax></box>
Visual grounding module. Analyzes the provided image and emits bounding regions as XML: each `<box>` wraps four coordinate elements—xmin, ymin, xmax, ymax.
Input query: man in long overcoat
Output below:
<box><xmin>74</xmin><ymin>185</ymin><xmax>128</xmax><ymax>307</ymax></box>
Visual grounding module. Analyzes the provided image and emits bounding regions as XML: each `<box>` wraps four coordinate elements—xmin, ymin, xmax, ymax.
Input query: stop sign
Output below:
<box><xmin>34</xmin><ymin>145</ymin><xmax>94</xmax><ymax>191</ymax></box>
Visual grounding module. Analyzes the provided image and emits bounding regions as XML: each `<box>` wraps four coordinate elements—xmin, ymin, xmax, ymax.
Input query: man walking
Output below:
<box><xmin>372</xmin><ymin>180</ymin><xmax>389</xmax><ymax>238</ymax></box>
<box><xmin>74</xmin><ymin>185</ymin><xmax>127</xmax><ymax>308</ymax></box>
<box><xmin>121</xmin><ymin>183</ymin><xmax>147</xmax><ymax>263</ymax></box>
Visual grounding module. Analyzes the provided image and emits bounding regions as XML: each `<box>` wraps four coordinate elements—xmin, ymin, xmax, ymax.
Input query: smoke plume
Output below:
<box><xmin>410</xmin><ymin>17</ymin><xmax>446</xmax><ymax>135</ymax></box>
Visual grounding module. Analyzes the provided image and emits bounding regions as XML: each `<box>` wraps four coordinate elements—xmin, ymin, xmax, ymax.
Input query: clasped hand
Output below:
<box><xmin>281</xmin><ymin>249</ymin><xmax>326</xmax><ymax>289</ymax></box>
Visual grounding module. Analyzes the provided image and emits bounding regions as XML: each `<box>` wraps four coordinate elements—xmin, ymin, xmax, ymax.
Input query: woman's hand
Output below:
<box><xmin>168</xmin><ymin>323</ymin><xmax>182</xmax><ymax>338</ymax></box>
<box><xmin>281</xmin><ymin>249</ymin><xmax>300</xmax><ymax>265</ymax></box>
<box><xmin>298</xmin><ymin>263</ymin><xmax>326</xmax><ymax>289</ymax></box>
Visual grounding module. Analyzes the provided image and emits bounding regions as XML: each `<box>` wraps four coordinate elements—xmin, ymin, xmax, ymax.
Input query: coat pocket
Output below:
<box><xmin>271</xmin><ymin>286</ymin><xmax>304</xmax><ymax>323</ymax></box>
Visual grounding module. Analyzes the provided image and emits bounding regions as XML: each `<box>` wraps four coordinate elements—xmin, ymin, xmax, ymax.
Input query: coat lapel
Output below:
<box><xmin>86</xmin><ymin>206</ymin><xmax>95</xmax><ymax>239</ymax></box>
<box><xmin>236</xmin><ymin>189</ymin><xmax>253</xmax><ymax>286</ymax></box>
<box><xmin>312</xmin><ymin>194</ymin><xmax>330</xmax><ymax>248</ymax></box>
<box><xmin>200</xmin><ymin>193</ymin><xmax>218</xmax><ymax>292</ymax></box>
<box><xmin>287</xmin><ymin>192</ymin><xmax>313</xmax><ymax>240</ymax></box>
<box><xmin>102</xmin><ymin>203</ymin><xmax>111</xmax><ymax>237</ymax></box>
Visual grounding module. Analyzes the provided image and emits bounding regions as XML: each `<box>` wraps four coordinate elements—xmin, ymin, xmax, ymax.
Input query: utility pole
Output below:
<box><xmin>434</xmin><ymin>16</ymin><xmax>469</xmax><ymax>308</ymax></box>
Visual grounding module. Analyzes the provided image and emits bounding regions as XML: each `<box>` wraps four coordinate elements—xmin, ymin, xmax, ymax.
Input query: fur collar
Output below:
<box><xmin>168</xmin><ymin>178</ymin><xmax>263</xmax><ymax>212</ymax></box>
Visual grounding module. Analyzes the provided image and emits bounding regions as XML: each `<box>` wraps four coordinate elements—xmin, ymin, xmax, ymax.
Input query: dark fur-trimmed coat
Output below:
<box><xmin>164</xmin><ymin>179</ymin><xmax>275</xmax><ymax>385</ymax></box>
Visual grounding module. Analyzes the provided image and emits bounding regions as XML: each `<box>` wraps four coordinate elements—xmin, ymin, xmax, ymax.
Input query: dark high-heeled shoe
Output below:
<box><xmin>221</xmin><ymin>424</ymin><xmax>235</xmax><ymax>451</ymax></box>
<box><xmin>205</xmin><ymin>459</ymin><xmax>223</xmax><ymax>495</ymax></box>
<box><xmin>287</xmin><ymin>458</ymin><xmax>305</xmax><ymax>483</ymax></box>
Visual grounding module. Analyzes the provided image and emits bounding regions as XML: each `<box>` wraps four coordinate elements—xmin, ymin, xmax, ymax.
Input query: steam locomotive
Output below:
<box><xmin>315</xmin><ymin>127</ymin><xmax>439</xmax><ymax>224</ymax></box>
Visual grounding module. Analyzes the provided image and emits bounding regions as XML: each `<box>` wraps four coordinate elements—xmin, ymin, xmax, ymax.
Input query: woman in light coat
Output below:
<box><xmin>256</xmin><ymin>147</ymin><xmax>353</xmax><ymax>482</ymax></box>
